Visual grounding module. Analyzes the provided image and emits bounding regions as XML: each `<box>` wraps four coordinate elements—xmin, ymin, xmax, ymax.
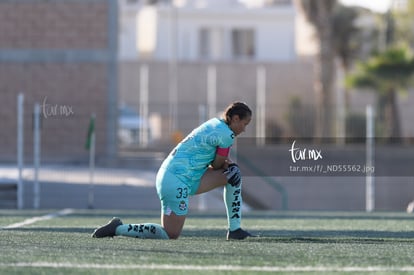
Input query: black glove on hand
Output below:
<box><xmin>223</xmin><ymin>163</ymin><xmax>241</xmax><ymax>187</ymax></box>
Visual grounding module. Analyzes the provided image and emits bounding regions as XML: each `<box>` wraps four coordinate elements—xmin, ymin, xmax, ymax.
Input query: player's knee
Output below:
<box><xmin>169</xmin><ymin>234</ymin><xmax>180</xmax><ymax>240</ymax></box>
<box><xmin>162</xmin><ymin>212</ymin><xmax>185</xmax><ymax>240</ymax></box>
<box><xmin>166</xmin><ymin>230</ymin><xmax>180</xmax><ymax>239</ymax></box>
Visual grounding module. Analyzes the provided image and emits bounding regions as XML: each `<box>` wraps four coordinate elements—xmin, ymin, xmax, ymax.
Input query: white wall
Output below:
<box><xmin>255</xmin><ymin>11</ymin><xmax>296</xmax><ymax>61</ymax></box>
<box><xmin>119</xmin><ymin>11</ymin><xmax>139</xmax><ymax>60</ymax></box>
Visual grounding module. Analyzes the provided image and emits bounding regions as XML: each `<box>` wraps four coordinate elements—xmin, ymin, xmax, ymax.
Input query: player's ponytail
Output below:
<box><xmin>222</xmin><ymin>102</ymin><xmax>252</xmax><ymax>124</ymax></box>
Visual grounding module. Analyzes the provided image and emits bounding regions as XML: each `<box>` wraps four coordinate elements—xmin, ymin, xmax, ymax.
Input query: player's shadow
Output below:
<box><xmin>255</xmin><ymin>229</ymin><xmax>414</xmax><ymax>243</ymax></box>
<box><xmin>183</xmin><ymin>228</ymin><xmax>414</xmax><ymax>243</ymax></box>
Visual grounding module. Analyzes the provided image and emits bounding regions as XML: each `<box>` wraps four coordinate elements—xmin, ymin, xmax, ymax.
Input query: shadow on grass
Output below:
<box><xmin>263</xmin><ymin>229</ymin><xmax>414</xmax><ymax>239</ymax></box>
<box><xmin>183</xmin><ymin>228</ymin><xmax>414</xmax><ymax>243</ymax></box>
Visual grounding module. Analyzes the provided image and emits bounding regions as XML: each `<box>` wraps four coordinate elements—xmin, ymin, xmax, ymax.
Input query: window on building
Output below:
<box><xmin>199</xmin><ymin>28</ymin><xmax>224</xmax><ymax>60</ymax></box>
<box><xmin>199</xmin><ymin>28</ymin><xmax>210</xmax><ymax>58</ymax></box>
<box><xmin>231</xmin><ymin>29</ymin><xmax>255</xmax><ymax>59</ymax></box>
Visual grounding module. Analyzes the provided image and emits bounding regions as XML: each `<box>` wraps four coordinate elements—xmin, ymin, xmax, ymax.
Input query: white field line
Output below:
<box><xmin>2</xmin><ymin>208</ymin><xmax>74</xmax><ymax>229</ymax></box>
<box><xmin>1</xmin><ymin>263</ymin><xmax>414</xmax><ymax>273</ymax></box>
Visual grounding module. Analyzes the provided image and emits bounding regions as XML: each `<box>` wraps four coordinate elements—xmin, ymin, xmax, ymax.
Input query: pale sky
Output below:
<box><xmin>339</xmin><ymin>0</ymin><xmax>392</xmax><ymax>13</ymax></box>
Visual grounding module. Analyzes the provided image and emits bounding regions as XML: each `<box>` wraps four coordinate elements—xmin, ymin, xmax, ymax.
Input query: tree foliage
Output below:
<box><xmin>346</xmin><ymin>45</ymin><xmax>414</xmax><ymax>138</ymax></box>
<box><xmin>346</xmin><ymin>45</ymin><xmax>414</xmax><ymax>94</ymax></box>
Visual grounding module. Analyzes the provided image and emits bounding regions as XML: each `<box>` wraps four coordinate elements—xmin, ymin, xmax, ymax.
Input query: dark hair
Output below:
<box><xmin>222</xmin><ymin>102</ymin><xmax>252</xmax><ymax>123</ymax></box>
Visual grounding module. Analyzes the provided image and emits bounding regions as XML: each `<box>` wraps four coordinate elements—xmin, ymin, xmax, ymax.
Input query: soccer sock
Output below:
<box><xmin>115</xmin><ymin>223</ymin><xmax>169</xmax><ymax>239</ymax></box>
<box><xmin>223</xmin><ymin>181</ymin><xmax>242</xmax><ymax>231</ymax></box>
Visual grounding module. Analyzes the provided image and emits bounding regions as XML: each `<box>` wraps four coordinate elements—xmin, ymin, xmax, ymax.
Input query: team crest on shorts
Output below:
<box><xmin>179</xmin><ymin>200</ymin><xmax>187</xmax><ymax>211</ymax></box>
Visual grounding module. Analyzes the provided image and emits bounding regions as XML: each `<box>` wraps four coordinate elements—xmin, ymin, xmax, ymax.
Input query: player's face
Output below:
<box><xmin>230</xmin><ymin>115</ymin><xmax>251</xmax><ymax>136</ymax></box>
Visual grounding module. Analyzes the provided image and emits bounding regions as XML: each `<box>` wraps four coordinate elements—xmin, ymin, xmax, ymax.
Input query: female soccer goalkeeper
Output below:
<box><xmin>92</xmin><ymin>101</ymin><xmax>253</xmax><ymax>240</ymax></box>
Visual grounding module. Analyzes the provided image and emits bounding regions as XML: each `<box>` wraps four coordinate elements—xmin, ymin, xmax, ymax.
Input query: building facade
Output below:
<box><xmin>119</xmin><ymin>0</ymin><xmax>297</xmax><ymax>61</ymax></box>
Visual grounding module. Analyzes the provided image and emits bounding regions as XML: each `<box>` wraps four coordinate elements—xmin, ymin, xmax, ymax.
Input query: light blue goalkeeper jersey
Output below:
<box><xmin>160</xmin><ymin>118</ymin><xmax>235</xmax><ymax>193</ymax></box>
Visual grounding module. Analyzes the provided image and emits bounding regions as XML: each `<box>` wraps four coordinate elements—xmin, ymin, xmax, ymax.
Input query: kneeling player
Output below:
<box><xmin>92</xmin><ymin>102</ymin><xmax>254</xmax><ymax>240</ymax></box>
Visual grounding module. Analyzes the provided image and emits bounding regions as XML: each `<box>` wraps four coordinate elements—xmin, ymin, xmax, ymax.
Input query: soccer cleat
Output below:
<box><xmin>91</xmin><ymin>217</ymin><xmax>122</xmax><ymax>238</ymax></box>
<box><xmin>226</xmin><ymin>228</ymin><xmax>254</xmax><ymax>240</ymax></box>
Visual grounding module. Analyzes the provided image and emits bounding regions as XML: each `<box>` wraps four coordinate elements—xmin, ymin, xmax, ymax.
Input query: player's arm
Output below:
<box><xmin>211</xmin><ymin>155</ymin><xmax>227</xmax><ymax>169</ymax></box>
<box><xmin>213</xmin><ymin>148</ymin><xmax>241</xmax><ymax>187</ymax></box>
<box><xmin>211</xmin><ymin>147</ymin><xmax>230</xmax><ymax>169</ymax></box>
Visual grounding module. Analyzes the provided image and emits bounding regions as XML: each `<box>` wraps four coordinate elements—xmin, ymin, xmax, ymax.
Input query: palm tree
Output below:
<box><xmin>346</xmin><ymin>45</ymin><xmax>414</xmax><ymax>139</ymax></box>
<box><xmin>294</xmin><ymin>0</ymin><xmax>337</xmax><ymax>137</ymax></box>
<box><xmin>331</xmin><ymin>4</ymin><xmax>361</xmax><ymax>110</ymax></box>
<box><xmin>332</xmin><ymin>5</ymin><xmax>360</xmax><ymax>75</ymax></box>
